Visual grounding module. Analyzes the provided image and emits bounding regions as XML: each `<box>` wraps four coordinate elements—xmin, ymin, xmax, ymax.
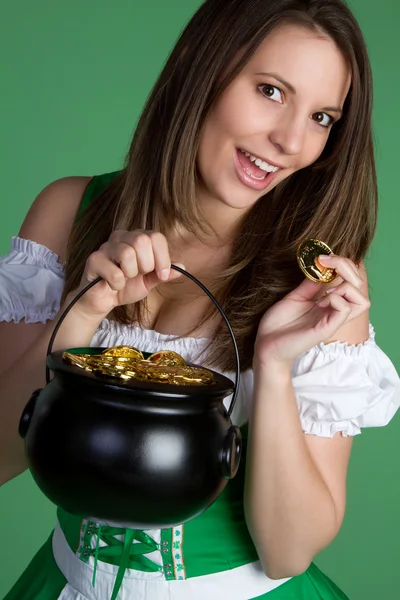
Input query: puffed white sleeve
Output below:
<box><xmin>290</xmin><ymin>324</ymin><xmax>400</xmax><ymax>437</ymax></box>
<box><xmin>0</xmin><ymin>236</ymin><xmax>64</xmax><ymax>324</ymax></box>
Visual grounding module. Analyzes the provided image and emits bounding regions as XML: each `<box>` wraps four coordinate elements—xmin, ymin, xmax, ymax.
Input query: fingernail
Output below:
<box><xmin>326</xmin><ymin>286</ymin><xmax>337</xmax><ymax>294</ymax></box>
<box><xmin>160</xmin><ymin>268</ymin><xmax>170</xmax><ymax>281</ymax></box>
<box><xmin>319</xmin><ymin>254</ymin><xmax>332</xmax><ymax>261</ymax></box>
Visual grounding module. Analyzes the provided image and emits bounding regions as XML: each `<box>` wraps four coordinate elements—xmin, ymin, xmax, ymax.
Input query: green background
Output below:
<box><xmin>0</xmin><ymin>1</ymin><xmax>399</xmax><ymax>598</ymax></box>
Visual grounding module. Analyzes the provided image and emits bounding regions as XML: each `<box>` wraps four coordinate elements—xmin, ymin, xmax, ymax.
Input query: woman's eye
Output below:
<box><xmin>258</xmin><ymin>84</ymin><xmax>282</xmax><ymax>103</ymax></box>
<box><xmin>312</xmin><ymin>112</ymin><xmax>334</xmax><ymax>128</ymax></box>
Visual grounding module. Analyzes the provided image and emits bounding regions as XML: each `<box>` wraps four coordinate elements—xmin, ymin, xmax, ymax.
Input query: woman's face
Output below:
<box><xmin>197</xmin><ymin>23</ymin><xmax>351</xmax><ymax>212</ymax></box>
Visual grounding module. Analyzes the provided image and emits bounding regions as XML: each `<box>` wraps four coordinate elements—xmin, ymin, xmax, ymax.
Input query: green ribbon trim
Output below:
<box><xmin>110</xmin><ymin>529</ymin><xmax>135</xmax><ymax>600</ymax></box>
<box><xmin>86</xmin><ymin>523</ymin><xmax>162</xmax><ymax>600</ymax></box>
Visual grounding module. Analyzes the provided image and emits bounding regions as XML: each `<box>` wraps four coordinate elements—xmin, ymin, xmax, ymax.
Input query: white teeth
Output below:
<box><xmin>239</xmin><ymin>149</ymin><xmax>279</xmax><ymax>173</ymax></box>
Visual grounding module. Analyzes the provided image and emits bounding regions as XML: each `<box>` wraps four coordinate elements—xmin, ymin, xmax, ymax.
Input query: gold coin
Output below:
<box><xmin>297</xmin><ymin>239</ymin><xmax>336</xmax><ymax>284</ymax></box>
<box><xmin>62</xmin><ymin>352</ymin><xmax>92</xmax><ymax>371</ymax></box>
<box><xmin>85</xmin><ymin>356</ymin><xmax>106</xmax><ymax>369</ymax></box>
<box><xmin>175</xmin><ymin>367</ymin><xmax>215</xmax><ymax>386</ymax></box>
<box><xmin>139</xmin><ymin>363</ymin><xmax>176</xmax><ymax>381</ymax></box>
<box><xmin>94</xmin><ymin>365</ymin><xmax>128</xmax><ymax>378</ymax></box>
<box><xmin>147</xmin><ymin>350</ymin><xmax>187</xmax><ymax>367</ymax></box>
<box><xmin>102</xmin><ymin>346</ymin><xmax>144</xmax><ymax>360</ymax></box>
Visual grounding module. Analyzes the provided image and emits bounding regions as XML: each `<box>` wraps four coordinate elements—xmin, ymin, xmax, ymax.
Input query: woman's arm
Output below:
<box><xmin>244</xmin><ymin>361</ymin><xmax>353</xmax><ymax>579</ymax></box>
<box><xmin>0</xmin><ymin>176</ymin><xmax>92</xmax><ymax>376</ymax></box>
<box><xmin>0</xmin><ymin>176</ymin><xmax>91</xmax><ymax>484</ymax></box>
<box><xmin>244</xmin><ymin>259</ymin><xmax>370</xmax><ymax>579</ymax></box>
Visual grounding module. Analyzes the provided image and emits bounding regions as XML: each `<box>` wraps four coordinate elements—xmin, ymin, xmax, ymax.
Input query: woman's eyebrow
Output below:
<box><xmin>255</xmin><ymin>71</ymin><xmax>296</xmax><ymax>93</ymax></box>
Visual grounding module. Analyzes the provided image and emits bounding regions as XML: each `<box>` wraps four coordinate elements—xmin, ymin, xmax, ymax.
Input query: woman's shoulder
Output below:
<box><xmin>19</xmin><ymin>176</ymin><xmax>93</xmax><ymax>263</ymax></box>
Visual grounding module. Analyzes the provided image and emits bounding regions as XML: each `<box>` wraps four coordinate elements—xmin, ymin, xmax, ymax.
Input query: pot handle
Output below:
<box><xmin>221</xmin><ymin>426</ymin><xmax>242</xmax><ymax>479</ymax></box>
<box><xmin>46</xmin><ymin>266</ymin><xmax>240</xmax><ymax>418</ymax></box>
<box><xmin>19</xmin><ymin>388</ymin><xmax>41</xmax><ymax>438</ymax></box>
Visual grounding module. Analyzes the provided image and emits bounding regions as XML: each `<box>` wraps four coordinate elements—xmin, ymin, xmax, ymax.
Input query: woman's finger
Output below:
<box><xmin>318</xmin><ymin>255</ymin><xmax>363</xmax><ymax>289</ymax></box>
<box><xmin>130</xmin><ymin>233</ymin><xmax>155</xmax><ymax>274</ymax></box>
<box><xmin>316</xmin><ymin>292</ymin><xmax>352</xmax><ymax>334</ymax></box>
<box><xmin>109</xmin><ymin>231</ymin><xmax>155</xmax><ymax>275</ymax></box>
<box><xmin>324</xmin><ymin>281</ymin><xmax>370</xmax><ymax>308</ymax></box>
<box><xmin>316</xmin><ymin>281</ymin><xmax>370</xmax><ymax>321</ymax></box>
<box><xmin>102</xmin><ymin>242</ymin><xmax>139</xmax><ymax>279</ymax></box>
<box><xmin>84</xmin><ymin>251</ymin><xmax>126</xmax><ymax>291</ymax></box>
<box><xmin>147</xmin><ymin>232</ymin><xmax>172</xmax><ymax>281</ymax></box>
<box><xmin>318</xmin><ymin>291</ymin><xmax>351</xmax><ymax>315</ymax></box>
<box><xmin>143</xmin><ymin>262</ymin><xmax>185</xmax><ymax>292</ymax></box>
<box><xmin>286</xmin><ymin>277</ymin><xmax>322</xmax><ymax>301</ymax></box>
<box><xmin>118</xmin><ymin>231</ymin><xmax>171</xmax><ymax>278</ymax></box>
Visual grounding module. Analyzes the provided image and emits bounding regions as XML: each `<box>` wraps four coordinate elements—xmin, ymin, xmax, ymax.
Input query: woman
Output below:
<box><xmin>1</xmin><ymin>0</ymin><xmax>399</xmax><ymax>598</ymax></box>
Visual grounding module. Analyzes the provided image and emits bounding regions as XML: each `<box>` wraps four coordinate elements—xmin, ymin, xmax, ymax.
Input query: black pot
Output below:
<box><xmin>19</xmin><ymin>268</ymin><xmax>242</xmax><ymax>529</ymax></box>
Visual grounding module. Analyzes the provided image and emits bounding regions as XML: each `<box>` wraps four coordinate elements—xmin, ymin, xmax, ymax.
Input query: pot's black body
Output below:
<box><xmin>20</xmin><ymin>350</ymin><xmax>242</xmax><ymax>529</ymax></box>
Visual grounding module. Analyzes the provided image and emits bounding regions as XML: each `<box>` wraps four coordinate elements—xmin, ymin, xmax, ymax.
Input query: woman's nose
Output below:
<box><xmin>268</xmin><ymin>110</ymin><xmax>307</xmax><ymax>156</ymax></box>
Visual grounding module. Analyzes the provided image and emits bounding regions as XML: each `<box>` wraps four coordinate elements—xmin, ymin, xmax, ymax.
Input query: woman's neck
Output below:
<box><xmin>169</xmin><ymin>189</ymin><xmax>246</xmax><ymax>255</ymax></box>
<box><xmin>196</xmin><ymin>184</ymin><xmax>247</xmax><ymax>241</ymax></box>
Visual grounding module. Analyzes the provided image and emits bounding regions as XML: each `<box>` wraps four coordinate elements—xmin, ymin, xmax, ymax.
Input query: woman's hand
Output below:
<box><xmin>66</xmin><ymin>230</ymin><xmax>183</xmax><ymax>320</ymax></box>
<box><xmin>254</xmin><ymin>255</ymin><xmax>370</xmax><ymax>369</ymax></box>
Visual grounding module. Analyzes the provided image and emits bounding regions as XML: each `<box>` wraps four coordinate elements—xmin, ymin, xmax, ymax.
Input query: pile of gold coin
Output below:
<box><xmin>297</xmin><ymin>239</ymin><xmax>336</xmax><ymax>283</ymax></box>
<box><xmin>62</xmin><ymin>346</ymin><xmax>215</xmax><ymax>386</ymax></box>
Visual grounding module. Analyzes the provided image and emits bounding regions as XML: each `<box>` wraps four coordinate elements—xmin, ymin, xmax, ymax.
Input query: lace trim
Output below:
<box><xmin>9</xmin><ymin>236</ymin><xmax>64</xmax><ymax>275</ymax></box>
<box><xmin>301</xmin><ymin>417</ymin><xmax>361</xmax><ymax>438</ymax></box>
<box><xmin>305</xmin><ymin>323</ymin><xmax>376</xmax><ymax>358</ymax></box>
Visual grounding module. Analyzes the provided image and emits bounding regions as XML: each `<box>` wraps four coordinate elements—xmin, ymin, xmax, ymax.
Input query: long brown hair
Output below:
<box><xmin>63</xmin><ymin>0</ymin><xmax>377</xmax><ymax>371</ymax></box>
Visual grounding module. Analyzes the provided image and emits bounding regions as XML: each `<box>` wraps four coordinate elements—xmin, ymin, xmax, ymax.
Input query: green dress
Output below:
<box><xmin>3</xmin><ymin>172</ymin><xmax>349</xmax><ymax>600</ymax></box>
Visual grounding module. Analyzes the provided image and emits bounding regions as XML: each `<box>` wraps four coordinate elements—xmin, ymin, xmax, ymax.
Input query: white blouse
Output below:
<box><xmin>1</xmin><ymin>236</ymin><xmax>399</xmax><ymax>435</ymax></box>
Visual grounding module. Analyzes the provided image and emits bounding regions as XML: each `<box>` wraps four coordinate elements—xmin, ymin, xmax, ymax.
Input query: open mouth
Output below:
<box><xmin>238</xmin><ymin>149</ymin><xmax>280</xmax><ymax>179</ymax></box>
<box><xmin>234</xmin><ymin>148</ymin><xmax>281</xmax><ymax>190</ymax></box>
